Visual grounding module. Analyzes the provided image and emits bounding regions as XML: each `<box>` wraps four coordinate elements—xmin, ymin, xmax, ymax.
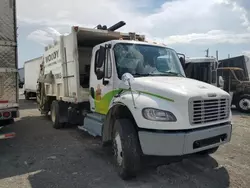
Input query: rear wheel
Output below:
<box><xmin>112</xmin><ymin>119</ymin><xmax>141</xmax><ymax>180</ymax></box>
<box><xmin>25</xmin><ymin>92</ymin><xmax>30</xmax><ymax>100</ymax></box>
<box><xmin>50</xmin><ymin>100</ymin><xmax>63</xmax><ymax>129</ymax></box>
<box><xmin>236</xmin><ymin>95</ymin><xmax>250</xmax><ymax>113</ymax></box>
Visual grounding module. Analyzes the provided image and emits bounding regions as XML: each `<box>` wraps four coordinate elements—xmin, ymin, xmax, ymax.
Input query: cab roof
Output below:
<box><xmin>186</xmin><ymin>57</ymin><xmax>217</xmax><ymax>63</ymax></box>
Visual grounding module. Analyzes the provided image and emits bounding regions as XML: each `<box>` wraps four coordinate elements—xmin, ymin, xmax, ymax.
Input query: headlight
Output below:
<box><xmin>142</xmin><ymin>108</ymin><xmax>177</xmax><ymax>122</ymax></box>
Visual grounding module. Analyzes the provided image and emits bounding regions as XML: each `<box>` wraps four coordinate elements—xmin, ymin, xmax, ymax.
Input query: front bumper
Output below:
<box><xmin>138</xmin><ymin>123</ymin><xmax>232</xmax><ymax>156</ymax></box>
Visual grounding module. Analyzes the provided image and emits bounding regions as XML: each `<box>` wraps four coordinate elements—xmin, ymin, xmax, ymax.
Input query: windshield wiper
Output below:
<box><xmin>133</xmin><ymin>72</ymin><xmax>184</xmax><ymax>77</ymax></box>
<box><xmin>133</xmin><ymin>73</ymin><xmax>167</xmax><ymax>77</ymax></box>
<box><xmin>133</xmin><ymin>73</ymin><xmax>151</xmax><ymax>77</ymax></box>
<box><xmin>164</xmin><ymin>71</ymin><xmax>185</xmax><ymax>77</ymax></box>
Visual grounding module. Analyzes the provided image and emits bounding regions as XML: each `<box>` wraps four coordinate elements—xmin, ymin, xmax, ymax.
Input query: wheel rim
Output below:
<box><xmin>113</xmin><ymin>132</ymin><xmax>123</xmax><ymax>166</ymax></box>
<box><xmin>239</xmin><ymin>98</ymin><xmax>250</xmax><ymax>111</ymax></box>
<box><xmin>51</xmin><ymin>105</ymin><xmax>56</xmax><ymax>123</ymax></box>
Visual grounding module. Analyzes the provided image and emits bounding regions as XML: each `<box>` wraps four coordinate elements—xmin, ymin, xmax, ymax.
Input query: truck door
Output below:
<box><xmin>220</xmin><ymin>70</ymin><xmax>230</xmax><ymax>92</ymax></box>
<box><xmin>89</xmin><ymin>45</ymin><xmax>114</xmax><ymax>115</ymax></box>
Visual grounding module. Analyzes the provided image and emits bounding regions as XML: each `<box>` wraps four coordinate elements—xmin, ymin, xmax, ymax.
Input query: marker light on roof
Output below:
<box><xmin>74</xmin><ymin>26</ymin><xmax>79</xmax><ymax>32</ymax></box>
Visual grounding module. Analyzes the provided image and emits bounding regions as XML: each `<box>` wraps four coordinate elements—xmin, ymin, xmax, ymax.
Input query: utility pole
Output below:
<box><xmin>228</xmin><ymin>54</ymin><xmax>230</xmax><ymax>58</ymax></box>
<box><xmin>205</xmin><ymin>48</ymin><xmax>209</xmax><ymax>57</ymax></box>
<box><xmin>216</xmin><ymin>50</ymin><xmax>219</xmax><ymax>60</ymax></box>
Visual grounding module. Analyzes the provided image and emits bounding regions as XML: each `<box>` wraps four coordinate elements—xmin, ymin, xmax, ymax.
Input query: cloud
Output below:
<box><xmin>227</xmin><ymin>0</ymin><xmax>250</xmax><ymax>30</ymax></box>
<box><xmin>27</xmin><ymin>28</ymin><xmax>62</xmax><ymax>46</ymax></box>
<box><xmin>243</xmin><ymin>50</ymin><xmax>250</xmax><ymax>57</ymax></box>
<box><xmin>229</xmin><ymin>0</ymin><xmax>250</xmax><ymax>21</ymax></box>
<box><xmin>17</xmin><ymin>0</ymin><xmax>250</xmax><ymax>51</ymax></box>
<box><xmin>163</xmin><ymin>30</ymin><xmax>250</xmax><ymax>45</ymax></box>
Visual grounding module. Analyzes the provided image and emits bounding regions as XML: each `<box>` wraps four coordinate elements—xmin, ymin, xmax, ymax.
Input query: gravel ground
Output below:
<box><xmin>0</xmin><ymin>93</ymin><xmax>250</xmax><ymax>188</ymax></box>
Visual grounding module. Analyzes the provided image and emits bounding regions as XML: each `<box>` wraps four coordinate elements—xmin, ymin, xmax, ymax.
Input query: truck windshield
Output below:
<box><xmin>113</xmin><ymin>43</ymin><xmax>185</xmax><ymax>79</ymax></box>
<box><xmin>234</xmin><ymin>70</ymin><xmax>248</xmax><ymax>81</ymax></box>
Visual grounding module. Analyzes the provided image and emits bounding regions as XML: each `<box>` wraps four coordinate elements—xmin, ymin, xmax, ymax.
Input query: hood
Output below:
<box><xmin>239</xmin><ymin>81</ymin><xmax>250</xmax><ymax>85</ymax></box>
<box><xmin>132</xmin><ymin>76</ymin><xmax>229</xmax><ymax>101</ymax></box>
<box><xmin>236</xmin><ymin>81</ymin><xmax>250</xmax><ymax>92</ymax></box>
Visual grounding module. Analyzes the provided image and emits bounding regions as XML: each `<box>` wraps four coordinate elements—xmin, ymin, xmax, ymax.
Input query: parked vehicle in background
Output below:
<box><xmin>18</xmin><ymin>67</ymin><xmax>24</xmax><ymax>88</ymax></box>
<box><xmin>217</xmin><ymin>67</ymin><xmax>250</xmax><ymax>113</ymax></box>
<box><xmin>0</xmin><ymin>0</ymin><xmax>19</xmax><ymax>127</ymax></box>
<box><xmin>185</xmin><ymin>57</ymin><xmax>219</xmax><ymax>87</ymax></box>
<box><xmin>24</xmin><ymin>56</ymin><xmax>42</xmax><ymax>100</ymax></box>
<box><xmin>185</xmin><ymin>57</ymin><xmax>250</xmax><ymax>113</ymax></box>
<box><xmin>219</xmin><ymin>55</ymin><xmax>250</xmax><ymax>80</ymax></box>
<box><xmin>37</xmin><ymin>21</ymin><xmax>232</xmax><ymax>179</ymax></box>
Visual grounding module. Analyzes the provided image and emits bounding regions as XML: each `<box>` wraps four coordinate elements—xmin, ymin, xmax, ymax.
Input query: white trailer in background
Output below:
<box><xmin>0</xmin><ymin>0</ymin><xmax>19</xmax><ymax>129</ymax></box>
<box><xmin>24</xmin><ymin>56</ymin><xmax>43</xmax><ymax>100</ymax></box>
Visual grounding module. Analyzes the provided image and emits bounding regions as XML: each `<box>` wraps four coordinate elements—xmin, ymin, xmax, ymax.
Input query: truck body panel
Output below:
<box><xmin>43</xmin><ymin>27</ymin><xmax>122</xmax><ymax>102</ymax></box>
<box><xmin>0</xmin><ymin>0</ymin><xmax>16</xmax><ymax>42</ymax></box>
<box><xmin>24</xmin><ymin>57</ymin><xmax>43</xmax><ymax>94</ymax></box>
<box><xmin>0</xmin><ymin>0</ymin><xmax>19</xmax><ymax>122</ymax></box>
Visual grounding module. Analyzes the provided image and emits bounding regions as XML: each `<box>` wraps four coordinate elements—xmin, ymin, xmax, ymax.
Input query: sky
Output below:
<box><xmin>16</xmin><ymin>0</ymin><xmax>250</xmax><ymax>68</ymax></box>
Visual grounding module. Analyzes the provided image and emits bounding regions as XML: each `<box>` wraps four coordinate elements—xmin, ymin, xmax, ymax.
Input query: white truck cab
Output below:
<box><xmin>37</xmin><ymin>22</ymin><xmax>232</xmax><ymax>179</ymax></box>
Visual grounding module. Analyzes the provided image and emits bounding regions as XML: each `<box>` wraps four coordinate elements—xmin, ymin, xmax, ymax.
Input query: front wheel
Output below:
<box><xmin>50</xmin><ymin>100</ymin><xmax>63</xmax><ymax>129</ymax></box>
<box><xmin>236</xmin><ymin>95</ymin><xmax>250</xmax><ymax>113</ymax></box>
<box><xmin>112</xmin><ymin>119</ymin><xmax>142</xmax><ymax>180</ymax></box>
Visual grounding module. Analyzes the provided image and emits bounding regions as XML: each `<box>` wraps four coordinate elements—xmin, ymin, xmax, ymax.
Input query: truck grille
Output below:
<box><xmin>190</xmin><ymin>98</ymin><xmax>230</xmax><ymax>125</ymax></box>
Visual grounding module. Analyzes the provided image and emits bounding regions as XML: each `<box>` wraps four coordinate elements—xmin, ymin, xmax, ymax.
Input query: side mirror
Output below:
<box><xmin>121</xmin><ymin>73</ymin><xmax>134</xmax><ymax>86</ymax></box>
<box><xmin>179</xmin><ymin>57</ymin><xmax>185</xmax><ymax>69</ymax></box>
<box><xmin>213</xmin><ymin>61</ymin><xmax>218</xmax><ymax>70</ymax></box>
<box><xmin>96</xmin><ymin>69</ymin><xmax>104</xmax><ymax>80</ymax></box>
<box><xmin>96</xmin><ymin>46</ymin><xmax>106</xmax><ymax>68</ymax></box>
<box><xmin>177</xmin><ymin>53</ymin><xmax>186</xmax><ymax>69</ymax></box>
<box><xmin>121</xmin><ymin>73</ymin><xmax>137</xmax><ymax>108</ymax></box>
<box><xmin>219</xmin><ymin>76</ymin><xmax>224</xmax><ymax>87</ymax></box>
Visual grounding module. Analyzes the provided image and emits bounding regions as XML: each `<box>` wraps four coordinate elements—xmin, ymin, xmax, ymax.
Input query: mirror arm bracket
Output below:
<box><xmin>103</xmin><ymin>79</ymin><xmax>109</xmax><ymax>85</ymax></box>
<box><xmin>128</xmin><ymin>81</ymin><xmax>136</xmax><ymax>109</ymax></box>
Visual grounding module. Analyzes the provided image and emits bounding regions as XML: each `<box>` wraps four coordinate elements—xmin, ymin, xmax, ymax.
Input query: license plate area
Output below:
<box><xmin>193</xmin><ymin>134</ymin><xmax>227</xmax><ymax>149</ymax></box>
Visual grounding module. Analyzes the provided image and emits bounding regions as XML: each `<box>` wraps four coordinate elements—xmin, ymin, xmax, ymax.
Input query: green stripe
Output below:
<box><xmin>119</xmin><ymin>89</ymin><xmax>174</xmax><ymax>102</ymax></box>
<box><xmin>139</xmin><ymin>90</ymin><xmax>174</xmax><ymax>102</ymax></box>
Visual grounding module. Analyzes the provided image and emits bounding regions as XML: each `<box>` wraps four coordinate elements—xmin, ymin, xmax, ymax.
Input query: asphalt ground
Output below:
<box><xmin>0</xmin><ymin>92</ymin><xmax>249</xmax><ymax>188</ymax></box>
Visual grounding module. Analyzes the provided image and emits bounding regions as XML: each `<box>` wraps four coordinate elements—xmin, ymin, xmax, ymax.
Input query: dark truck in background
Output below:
<box><xmin>184</xmin><ymin>55</ymin><xmax>250</xmax><ymax>113</ymax></box>
<box><xmin>219</xmin><ymin>55</ymin><xmax>250</xmax><ymax>81</ymax></box>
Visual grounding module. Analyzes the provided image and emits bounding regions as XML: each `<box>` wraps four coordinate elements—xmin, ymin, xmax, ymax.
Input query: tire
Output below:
<box><xmin>236</xmin><ymin>95</ymin><xmax>250</xmax><ymax>113</ymax></box>
<box><xmin>25</xmin><ymin>92</ymin><xmax>30</xmax><ymax>100</ymax></box>
<box><xmin>50</xmin><ymin>100</ymin><xmax>63</xmax><ymax>129</ymax></box>
<box><xmin>198</xmin><ymin>146</ymin><xmax>219</xmax><ymax>155</ymax></box>
<box><xmin>112</xmin><ymin>118</ymin><xmax>142</xmax><ymax>180</ymax></box>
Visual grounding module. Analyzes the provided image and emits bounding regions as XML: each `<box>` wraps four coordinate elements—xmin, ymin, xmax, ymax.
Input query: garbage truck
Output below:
<box><xmin>0</xmin><ymin>0</ymin><xmax>19</xmax><ymax>133</ymax></box>
<box><xmin>37</xmin><ymin>21</ymin><xmax>232</xmax><ymax>179</ymax></box>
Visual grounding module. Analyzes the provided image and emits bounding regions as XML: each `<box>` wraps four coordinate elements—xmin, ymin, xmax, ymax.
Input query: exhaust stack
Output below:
<box><xmin>107</xmin><ymin>21</ymin><xmax>126</xmax><ymax>31</ymax></box>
